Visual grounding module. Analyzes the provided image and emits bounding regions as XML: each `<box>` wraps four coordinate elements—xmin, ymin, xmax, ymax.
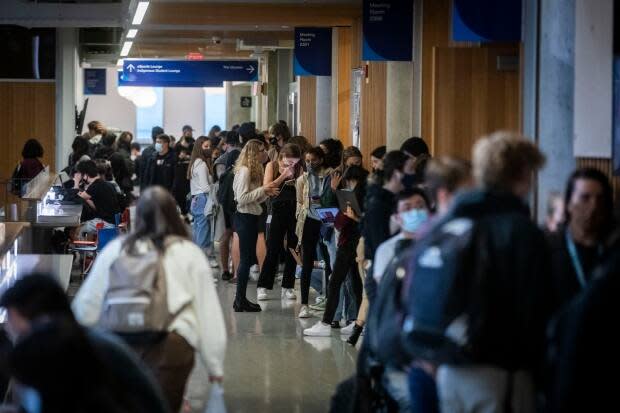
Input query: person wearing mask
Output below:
<box><xmin>109</xmin><ymin>155</ymin><xmax>133</xmax><ymax>204</ymax></box>
<box><xmin>189</xmin><ymin>137</ymin><xmax>215</xmax><ymax>254</ymax></box>
<box><xmin>370</xmin><ymin>145</ymin><xmax>387</xmax><ymax>173</ymax></box>
<box><xmin>11</xmin><ymin>139</ymin><xmax>45</xmax><ymax>195</ymax></box>
<box><xmin>256</xmin><ymin>143</ymin><xmax>304</xmax><ymax>301</ymax></box>
<box><xmin>232</xmin><ymin>140</ymin><xmax>280</xmax><ymax>312</ymax></box>
<box><xmin>130</xmin><ymin>142</ymin><xmax>142</xmax><ymax>186</ymax></box>
<box><xmin>304</xmin><ymin>165</ymin><xmax>369</xmax><ymax>336</ymax></box>
<box><xmin>172</xmin><ymin>145</ymin><xmax>192</xmax><ymax>216</ymax></box>
<box><xmin>144</xmin><ymin>134</ymin><xmax>176</xmax><ymax>193</ymax></box>
<box><xmin>267</xmin><ymin>122</ymin><xmax>292</xmax><ymax>161</ymax></box>
<box><xmin>140</xmin><ymin>126</ymin><xmax>164</xmax><ymax>191</ymax></box>
<box><xmin>72</xmin><ymin>187</ymin><xmax>226</xmax><ymax>412</ymax></box>
<box><xmin>319</xmin><ymin>138</ymin><xmax>344</xmax><ymax>170</ymax></box>
<box><xmin>86</xmin><ymin>120</ymin><xmax>106</xmax><ymax>145</ymax></box>
<box><xmin>400</xmin><ymin>137</ymin><xmax>431</xmax><ymax>189</ymax></box>
<box><xmin>115</xmin><ymin>131</ymin><xmax>135</xmax><ymax>175</ymax></box>
<box><xmin>74</xmin><ymin>160</ymin><xmax>121</xmax><ymax>234</ymax></box>
<box><xmin>547</xmin><ymin>168</ymin><xmax>614</xmax><ymax>312</ymax></box>
<box><xmin>0</xmin><ymin>274</ymin><xmax>170</xmax><ymax>413</ymax></box>
<box><xmin>66</xmin><ymin>136</ymin><xmax>91</xmax><ymax>174</ymax></box>
<box><xmin>180</xmin><ymin>125</ymin><xmax>196</xmax><ymax>148</ymax></box>
<box><xmin>208</xmin><ymin>125</ymin><xmax>221</xmax><ymax>140</ymax></box>
<box><xmin>426</xmin><ymin>131</ymin><xmax>549</xmax><ymax>413</ymax></box>
<box><xmin>295</xmin><ymin>146</ymin><xmax>335</xmax><ymax>318</ymax></box>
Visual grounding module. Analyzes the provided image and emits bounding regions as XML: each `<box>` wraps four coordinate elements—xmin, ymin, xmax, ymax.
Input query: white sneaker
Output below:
<box><xmin>257</xmin><ymin>287</ymin><xmax>269</xmax><ymax>301</ymax></box>
<box><xmin>208</xmin><ymin>257</ymin><xmax>219</xmax><ymax>268</ymax></box>
<box><xmin>314</xmin><ymin>295</ymin><xmax>326</xmax><ymax>305</ymax></box>
<box><xmin>281</xmin><ymin>288</ymin><xmax>297</xmax><ymax>300</ymax></box>
<box><xmin>303</xmin><ymin>321</ymin><xmax>331</xmax><ymax>337</ymax></box>
<box><xmin>340</xmin><ymin>322</ymin><xmax>355</xmax><ymax>335</ymax></box>
<box><xmin>298</xmin><ymin>305</ymin><xmax>312</xmax><ymax>318</ymax></box>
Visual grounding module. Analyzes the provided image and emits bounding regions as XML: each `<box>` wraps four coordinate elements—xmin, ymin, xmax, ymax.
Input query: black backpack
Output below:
<box><xmin>216</xmin><ymin>167</ymin><xmax>237</xmax><ymax>214</ymax></box>
<box><xmin>366</xmin><ymin>239</ymin><xmax>415</xmax><ymax>368</ymax></box>
<box><xmin>400</xmin><ymin>216</ymin><xmax>481</xmax><ymax>364</ymax></box>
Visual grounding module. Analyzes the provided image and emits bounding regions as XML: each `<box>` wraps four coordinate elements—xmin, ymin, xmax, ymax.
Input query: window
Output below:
<box><xmin>135</xmin><ymin>87</ymin><xmax>164</xmax><ymax>144</ymax></box>
<box><xmin>204</xmin><ymin>87</ymin><xmax>226</xmax><ymax>134</ymax></box>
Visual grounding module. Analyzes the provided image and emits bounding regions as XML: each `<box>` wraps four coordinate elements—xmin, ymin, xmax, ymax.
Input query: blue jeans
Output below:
<box><xmin>234</xmin><ymin>212</ymin><xmax>259</xmax><ymax>302</ymax></box>
<box><xmin>191</xmin><ymin>193</ymin><xmax>211</xmax><ymax>251</ymax></box>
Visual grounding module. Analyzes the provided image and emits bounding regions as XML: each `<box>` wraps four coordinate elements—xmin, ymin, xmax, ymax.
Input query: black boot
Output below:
<box><xmin>233</xmin><ymin>299</ymin><xmax>261</xmax><ymax>312</ymax></box>
<box><xmin>346</xmin><ymin>324</ymin><xmax>363</xmax><ymax>346</ymax></box>
<box><xmin>221</xmin><ymin>271</ymin><xmax>233</xmax><ymax>281</ymax></box>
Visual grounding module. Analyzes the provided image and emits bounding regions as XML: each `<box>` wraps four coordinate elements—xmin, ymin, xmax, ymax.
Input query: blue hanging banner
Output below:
<box><xmin>294</xmin><ymin>27</ymin><xmax>332</xmax><ymax>76</ymax></box>
<box><xmin>363</xmin><ymin>0</ymin><xmax>413</xmax><ymax>61</ymax></box>
<box><xmin>452</xmin><ymin>0</ymin><xmax>522</xmax><ymax>42</ymax></box>
<box><xmin>118</xmin><ymin>60</ymin><xmax>259</xmax><ymax>87</ymax></box>
<box><xmin>84</xmin><ymin>68</ymin><xmax>106</xmax><ymax>95</ymax></box>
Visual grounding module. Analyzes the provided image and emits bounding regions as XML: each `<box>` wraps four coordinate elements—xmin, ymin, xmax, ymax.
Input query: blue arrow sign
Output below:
<box><xmin>119</xmin><ymin>59</ymin><xmax>259</xmax><ymax>87</ymax></box>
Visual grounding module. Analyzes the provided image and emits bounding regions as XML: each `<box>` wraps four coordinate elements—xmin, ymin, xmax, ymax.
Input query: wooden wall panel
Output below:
<box><xmin>0</xmin><ymin>82</ymin><xmax>56</xmax><ymax>182</ymax></box>
<box><xmin>432</xmin><ymin>46</ymin><xmax>520</xmax><ymax>160</ymax></box>
<box><xmin>576</xmin><ymin>158</ymin><xmax>620</xmax><ymax>202</ymax></box>
<box><xmin>299</xmin><ymin>76</ymin><xmax>317</xmax><ymax>143</ymax></box>
<box><xmin>337</xmin><ymin>27</ymin><xmax>352</xmax><ymax>147</ymax></box>
<box><xmin>360</xmin><ymin>62</ymin><xmax>387</xmax><ymax>168</ymax></box>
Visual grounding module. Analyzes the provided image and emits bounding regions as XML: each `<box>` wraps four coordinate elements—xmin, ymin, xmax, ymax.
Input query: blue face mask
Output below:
<box><xmin>155</xmin><ymin>143</ymin><xmax>163</xmax><ymax>153</ymax></box>
<box><xmin>400</xmin><ymin>209</ymin><xmax>428</xmax><ymax>233</ymax></box>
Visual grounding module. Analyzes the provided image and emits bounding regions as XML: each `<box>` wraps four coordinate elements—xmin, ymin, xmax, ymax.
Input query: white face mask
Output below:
<box><xmin>155</xmin><ymin>143</ymin><xmax>163</xmax><ymax>153</ymax></box>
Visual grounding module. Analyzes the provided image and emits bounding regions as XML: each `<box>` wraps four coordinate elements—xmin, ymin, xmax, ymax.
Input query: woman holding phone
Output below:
<box><xmin>257</xmin><ymin>143</ymin><xmax>304</xmax><ymax>301</ymax></box>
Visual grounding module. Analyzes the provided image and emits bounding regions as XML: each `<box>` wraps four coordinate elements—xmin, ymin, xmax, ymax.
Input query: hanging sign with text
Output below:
<box><xmin>118</xmin><ymin>60</ymin><xmax>259</xmax><ymax>87</ymax></box>
<box><xmin>84</xmin><ymin>68</ymin><xmax>106</xmax><ymax>95</ymax></box>
<box><xmin>294</xmin><ymin>27</ymin><xmax>332</xmax><ymax>76</ymax></box>
<box><xmin>363</xmin><ymin>0</ymin><xmax>414</xmax><ymax>61</ymax></box>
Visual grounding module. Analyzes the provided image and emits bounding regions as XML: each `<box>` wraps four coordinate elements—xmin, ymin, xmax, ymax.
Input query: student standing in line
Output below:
<box><xmin>140</xmin><ymin>126</ymin><xmax>164</xmax><ymax>191</ymax></box>
<box><xmin>144</xmin><ymin>134</ymin><xmax>176</xmax><ymax>193</ymax></box>
<box><xmin>256</xmin><ymin>143</ymin><xmax>304</xmax><ymax>301</ymax></box>
<box><xmin>189</xmin><ymin>137</ymin><xmax>215</xmax><ymax>254</ymax></box>
<box><xmin>72</xmin><ymin>187</ymin><xmax>226</xmax><ymax>412</ymax></box>
<box><xmin>232</xmin><ymin>140</ymin><xmax>280</xmax><ymax>312</ymax></box>
<box><xmin>295</xmin><ymin>146</ymin><xmax>335</xmax><ymax>318</ymax></box>
<box><xmin>67</xmin><ymin>136</ymin><xmax>91</xmax><ymax>173</ymax></box>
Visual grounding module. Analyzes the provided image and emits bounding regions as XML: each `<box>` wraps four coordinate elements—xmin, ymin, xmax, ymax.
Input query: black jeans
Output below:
<box><xmin>300</xmin><ymin>217</ymin><xmax>322</xmax><ymax>305</ymax></box>
<box><xmin>322</xmin><ymin>235</ymin><xmax>363</xmax><ymax>324</ymax></box>
<box><xmin>257</xmin><ymin>202</ymin><xmax>298</xmax><ymax>290</ymax></box>
<box><xmin>234</xmin><ymin>212</ymin><xmax>259</xmax><ymax>303</ymax></box>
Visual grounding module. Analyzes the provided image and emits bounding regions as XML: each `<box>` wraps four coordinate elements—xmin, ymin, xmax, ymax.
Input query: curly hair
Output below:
<box><xmin>235</xmin><ymin>139</ymin><xmax>265</xmax><ymax>184</ymax></box>
<box><xmin>473</xmin><ymin>131</ymin><xmax>546</xmax><ymax>191</ymax></box>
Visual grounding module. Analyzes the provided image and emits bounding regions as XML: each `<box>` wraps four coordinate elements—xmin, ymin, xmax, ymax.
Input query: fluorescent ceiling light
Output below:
<box><xmin>127</xmin><ymin>29</ymin><xmax>138</xmax><ymax>39</ymax></box>
<box><xmin>116</xmin><ymin>59</ymin><xmax>124</xmax><ymax>66</ymax></box>
<box><xmin>132</xmin><ymin>1</ymin><xmax>150</xmax><ymax>25</ymax></box>
<box><xmin>120</xmin><ymin>41</ymin><xmax>133</xmax><ymax>57</ymax></box>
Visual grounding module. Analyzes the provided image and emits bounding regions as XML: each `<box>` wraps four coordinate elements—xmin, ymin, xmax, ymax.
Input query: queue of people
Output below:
<box><xmin>2</xmin><ymin>119</ymin><xmax>618</xmax><ymax>413</ymax></box>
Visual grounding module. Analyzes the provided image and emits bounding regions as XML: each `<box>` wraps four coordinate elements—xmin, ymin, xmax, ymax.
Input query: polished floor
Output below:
<box><xmin>185</xmin><ymin>276</ymin><xmax>359</xmax><ymax>413</ymax></box>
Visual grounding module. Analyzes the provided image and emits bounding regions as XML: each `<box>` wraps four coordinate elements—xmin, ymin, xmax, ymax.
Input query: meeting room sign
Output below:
<box><xmin>118</xmin><ymin>59</ymin><xmax>259</xmax><ymax>87</ymax></box>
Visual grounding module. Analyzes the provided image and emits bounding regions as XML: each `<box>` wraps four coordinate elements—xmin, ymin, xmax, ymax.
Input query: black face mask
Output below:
<box><xmin>269</xmin><ymin>137</ymin><xmax>279</xmax><ymax>146</ymax></box>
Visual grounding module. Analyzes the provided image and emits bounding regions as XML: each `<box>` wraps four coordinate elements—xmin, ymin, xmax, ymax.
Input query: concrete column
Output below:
<box><xmin>315</xmin><ymin>76</ymin><xmax>332</xmax><ymax>142</ymax></box>
<box><xmin>55</xmin><ymin>28</ymin><xmax>78</xmax><ymax>172</ymax></box>
<box><xmin>386</xmin><ymin>61</ymin><xmax>413</xmax><ymax>150</ymax></box>
<box><xmin>536</xmin><ymin>0</ymin><xmax>576</xmax><ymax>220</ymax></box>
<box><xmin>266</xmin><ymin>52</ymin><xmax>278</xmax><ymax>127</ymax></box>
<box><xmin>276</xmin><ymin>49</ymin><xmax>293</xmax><ymax>123</ymax></box>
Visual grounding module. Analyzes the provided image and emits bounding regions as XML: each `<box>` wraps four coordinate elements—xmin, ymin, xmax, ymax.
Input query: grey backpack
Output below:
<box><xmin>99</xmin><ymin>237</ymin><xmax>180</xmax><ymax>334</ymax></box>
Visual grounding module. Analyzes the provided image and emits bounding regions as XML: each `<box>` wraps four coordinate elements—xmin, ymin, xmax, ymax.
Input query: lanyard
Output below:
<box><xmin>564</xmin><ymin>230</ymin><xmax>601</xmax><ymax>289</ymax></box>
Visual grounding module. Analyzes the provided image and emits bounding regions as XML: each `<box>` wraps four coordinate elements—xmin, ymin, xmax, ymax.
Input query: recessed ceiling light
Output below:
<box><xmin>120</xmin><ymin>41</ymin><xmax>133</xmax><ymax>57</ymax></box>
<box><xmin>132</xmin><ymin>1</ymin><xmax>149</xmax><ymax>25</ymax></box>
<box><xmin>127</xmin><ymin>29</ymin><xmax>138</xmax><ymax>39</ymax></box>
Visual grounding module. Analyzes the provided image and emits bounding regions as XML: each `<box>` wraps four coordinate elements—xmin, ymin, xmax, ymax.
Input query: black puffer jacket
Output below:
<box><xmin>362</xmin><ymin>184</ymin><xmax>397</xmax><ymax>260</ymax></box>
<box><xmin>443</xmin><ymin>189</ymin><xmax>552</xmax><ymax>371</ymax></box>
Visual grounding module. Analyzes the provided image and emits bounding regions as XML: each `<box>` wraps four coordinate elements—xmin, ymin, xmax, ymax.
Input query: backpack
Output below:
<box><xmin>216</xmin><ymin>167</ymin><xmax>237</xmax><ymax>214</ymax></box>
<box><xmin>366</xmin><ymin>239</ymin><xmax>414</xmax><ymax>367</ymax></box>
<box><xmin>99</xmin><ymin>237</ymin><xmax>181</xmax><ymax>334</ymax></box>
<box><xmin>400</xmin><ymin>217</ymin><xmax>480</xmax><ymax>364</ymax></box>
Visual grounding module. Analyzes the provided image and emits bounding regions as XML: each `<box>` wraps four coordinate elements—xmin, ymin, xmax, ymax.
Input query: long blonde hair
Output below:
<box><xmin>234</xmin><ymin>139</ymin><xmax>265</xmax><ymax>184</ymax></box>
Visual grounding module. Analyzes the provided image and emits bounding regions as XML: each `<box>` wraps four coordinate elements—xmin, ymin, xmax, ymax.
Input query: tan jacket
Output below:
<box><xmin>295</xmin><ymin>167</ymin><xmax>333</xmax><ymax>247</ymax></box>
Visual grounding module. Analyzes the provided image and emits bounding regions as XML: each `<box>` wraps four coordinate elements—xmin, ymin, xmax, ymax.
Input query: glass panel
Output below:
<box><xmin>204</xmin><ymin>87</ymin><xmax>226</xmax><ymax>134</ymax></box>
<box><xmin>135</xmin><ymin>87</ymin><xmax>164</xmax><ymax>144</ymax></box>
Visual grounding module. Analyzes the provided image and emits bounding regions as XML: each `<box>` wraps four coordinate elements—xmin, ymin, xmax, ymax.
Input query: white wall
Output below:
<box><xmin>163</xmin><ymin>87</ymin><xmax>205</xmax><ymax>138</ymax></box>
<box><xmin>80</xmin><ymin>67</ymin><xmax>137</xmax><ymax>134</ymax></box>
<box><xmin>573</xmin><ymin>0</ymin><xmax>613</xmax><ymax>157</ymax></box>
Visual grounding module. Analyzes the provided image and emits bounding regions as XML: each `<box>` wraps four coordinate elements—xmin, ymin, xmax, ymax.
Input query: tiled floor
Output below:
<box><xmin>185</xmin><ymin>277</ymin><xmax>358</xmax><ymax>413</ymax></box>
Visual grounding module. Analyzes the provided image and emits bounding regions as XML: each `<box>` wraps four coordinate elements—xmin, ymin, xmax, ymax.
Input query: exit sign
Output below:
<box><xmin>186</xmin><ymin>52</ymin><xmax>204</xmax><ymax>61</ymax></box>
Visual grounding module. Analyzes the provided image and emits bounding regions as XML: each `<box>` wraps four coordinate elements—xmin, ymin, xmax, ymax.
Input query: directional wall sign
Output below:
<box><xmin>84</xmin><ymin>68</ymin><xmax>106</xmax><ymax>95</ymax></box>
<box><xmin>294</xmin><ymin>28</ymin><xmax>332</xmax><ymax>76</ymax></box>
<box><xmin>363</xmin><ymin>0</ymin><xmax>413</xmax><ymax>61</ymax></box>
<box><xmin>118</xmin><ymin>60</ymin><xmax>259</xmax><ymax>87</ymax></box>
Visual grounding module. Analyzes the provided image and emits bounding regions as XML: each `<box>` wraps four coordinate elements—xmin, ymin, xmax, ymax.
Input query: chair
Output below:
<box><xmin>68</xmin><ymin>213</ymin><xmax>123</xmax><ymax>278</ymax></box>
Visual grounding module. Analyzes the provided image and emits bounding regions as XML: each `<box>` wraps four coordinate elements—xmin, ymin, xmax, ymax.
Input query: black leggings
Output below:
<box><xmin>300</xmin><ymin>217</ymin><xmax>322</xmax><ymax>305</ymax></box>
<box><xmin>257</xmin><ymin>203</ymin><xmax>298</xmax><ymax>290</ymax></box>
<box><xmin>322</xmin><ymin>235</ymin><xmax>363</xmax><ymax>324</ymax></box>
<box><xmin>234</xmin><ymin>212</ymin><xmax>259</xmax><ymax>303</ymax></box>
